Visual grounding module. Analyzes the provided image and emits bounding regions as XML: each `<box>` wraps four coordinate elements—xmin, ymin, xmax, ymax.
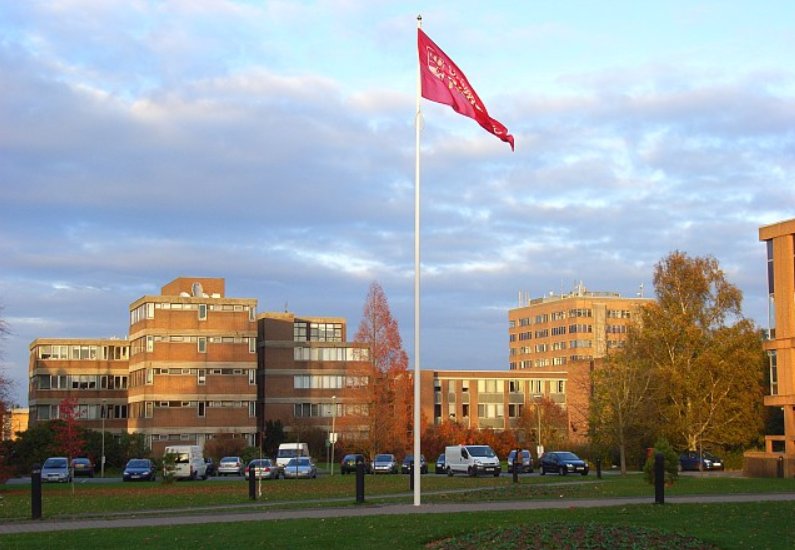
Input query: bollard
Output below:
<box><xmin>248</xmin><ymin>468</ymin><xmax>257</xmax><ymax>500</ymax></box>
<box><xmin>355</xmin><ymin>459</ymin><xmax>365</xmax><ymax>504</ymax></box>
<box><xmin>777</xmin><ymin>455</ymin><xmax>784</xmax><ymax>478</ymax></box>
<box><xmin>31</xmin><ymin>463</ymin><xmax>42</xmax><ymax>520</ymax></box>
<box><xmin>596</xmin><ymin>457</ymin><xmax>602</xmax><ymax>479</ymax></box>
<box><xmin>409</xmin><ymin>463</ymin><xmax>414</xmax><ymax>491</ymax></box>
<box><xmin>512</xmin><ymin>448</ymin><xmax>519</xmax><ymax>484</ymax></box>
<box><xmin>654</xmin><ymin>452</ymin><xmax>665</xmax><ymax>505</ymax></box>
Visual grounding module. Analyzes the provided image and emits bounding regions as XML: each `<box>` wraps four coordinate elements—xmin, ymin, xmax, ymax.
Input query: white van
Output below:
<box><xmin>276</xmin><ymin>442</ymin><xmax>309</xmax><ymax>469</ymax></box>
<box><xmin>444</xmin><ymin>444</ymin><xmax>502</xmax><ymax>477</ymax></box>
<box><xmin>164</xmin><ymin>445</ymin><xmax>207</xmax><ymax>480</ymax></box>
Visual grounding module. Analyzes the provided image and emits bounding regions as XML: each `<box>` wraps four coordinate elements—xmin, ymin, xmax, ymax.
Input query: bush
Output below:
<box><xmin>643</xmin><ymin>438</ymin><xmax>679</xmax><ymax>486</ymax></box>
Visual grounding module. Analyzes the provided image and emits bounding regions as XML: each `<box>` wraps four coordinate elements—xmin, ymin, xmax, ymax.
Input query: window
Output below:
<box><xmin>145</xmin><ymin>402</ymin><xmax>153</xmax><ymax>418</ymax></box>
<box><xmin>198</xmin><ymin>402</ymin><xmax>206</xmax><ymax>417</ymax></box>
<box><xmin>508</xmin><ymin>404</ymin><xmax>523</xmax><ymax>417</ymax></box>
<box><xmin>198</xmin><ymin>337</ymin><xmax>207</xmax><ymax>353</ymax></box>
<box><xmin>509</xmin><ymin>380</ymin><xmax>522</xmax><ymax>393</ymax></box>
<box><xmin>249</xmin><ymin>337</ymin><xmax>256</xmax><ymax>353</ymax></box>
<box><xmin>146</xmin><ymin>369</ymin><xmax>153</xmax><ymax>385</ymax></box>
<box><xmin>198</xmin><ymin>304</ymin><xmax>207</xmax><ymax>320</ymax></box>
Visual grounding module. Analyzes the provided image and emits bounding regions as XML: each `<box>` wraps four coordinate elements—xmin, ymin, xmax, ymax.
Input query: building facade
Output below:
<box><xmin>745</xmin><ymin>219</ymin><xmax>795</xmax><ymax>476</ymax></box>
<box><xmin>126</xmin><ymin>277</ymin><xmax>258</xmax><ymax>454</ymax></box>
<box><xmin>508</xmin><ymin>284</ymin><xmax>653</xmax><ymax>370</ymax></box>
<box><xmin>27</xmin><ymin>338</ymin><xmax>130</xmax><ymax>435</ymax></box>
<box><xmin>257</xmin><ymin>312</ymin><xmax>371</xmax><ymax>444</ymax></box>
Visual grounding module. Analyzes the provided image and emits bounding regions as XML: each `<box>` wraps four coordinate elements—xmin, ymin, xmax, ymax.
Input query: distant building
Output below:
<box><xmin>2</xmin><ymin>407</ymin><xmax>29</xmax><ymax>441</ymax></box>
<box><xmin>746</xmin><ymin>219</ymin><xmax>795</xmax><ymax>477</ymax></box>
<box><xmin>508</xmin><ymin>283</ymin><xmax>653</xmax><ymax>371</ymax></box>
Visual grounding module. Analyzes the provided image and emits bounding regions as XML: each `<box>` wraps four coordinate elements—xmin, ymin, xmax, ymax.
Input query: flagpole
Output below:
<box><xmin>413</xmin><ymin>13</ymin><xmax>423</xmax><ymax>507</ymax></box>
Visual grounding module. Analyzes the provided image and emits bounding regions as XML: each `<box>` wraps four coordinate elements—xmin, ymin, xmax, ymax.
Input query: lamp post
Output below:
<box><xmin>330</xmin><ymin>395</ymin><xmax>337</xmax><ymax>476</ymax></box>
<box><xmin>101</xmin><ymin>398</ymin><xmax>106</xmax><ymax>478</ymax></box>
<box><xmin>532</xmin><ymin>394</ymin><xmax>543</xmax><ymax>458</ymax></box>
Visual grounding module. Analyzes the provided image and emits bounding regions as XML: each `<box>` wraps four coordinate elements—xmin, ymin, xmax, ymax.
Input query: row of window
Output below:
<box><xmin>130</xmin><ymin>335</ymin><xmax>256</xmax><ymax>356</ymax></box>
<box><xmin>293</xmin><ymin>322</ymin><xmax>343</xmax><ymax>343</ymax></box>
<box><xmin>293</xmin><ymin>346</ymin><xmax>369</xmax><ymax>362</ymax></box>
<box><xmin>128</xmin><ymin>368</ymin><xmax>256</xmax><ymax>387</ymax></box>
<box><xmin>37</xmin><ymin>344</ymin><xmax>129</xmax><ymax>361</ymax></box>
<box><xmin>293</xmin><ymin>402</ymin><xmax>366</xmax><ymax>418</ymax></box>
<box><xmin>512</xmin><ymin>356</ymin><xmax>592</xmax><ymax>368</ymax></box>
<box><xmin>34</xmin><ymin>374</ymin><xmax>128</xmax><ymax>391</ymax></box>
<box><xmin>511</xmin><ymin>339</ymin><xmax>594</xmax><ymax>355</ymax></box>
<box><xmin>130</xmin><ymin>400</ymin><xmax>256</xmax><ymax>418</ymax></box>
<box><xmin>35</xmin><ymin>403</ymin><xmax>128</xmax><ymax>420</ymax></box>
<box><xmin>293</xmin><ymin>375</ymin><xmax>369</xmax><ymax>389</ymax></box>
<box><xmin>510</xmin><ymin>308</ymin><xmax>635</xmax><ymax>329</ymax></box>
<box><xmin>130</xmin><ymin>302</ymin><xmax>256</xmax><ymax>325</ymax></box>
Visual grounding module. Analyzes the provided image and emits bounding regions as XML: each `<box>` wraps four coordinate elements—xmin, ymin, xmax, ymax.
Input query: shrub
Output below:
<box><xmin>643</xmin><ymin>438</ymin><xmax>679</xmax><ymax>485</ymax></box>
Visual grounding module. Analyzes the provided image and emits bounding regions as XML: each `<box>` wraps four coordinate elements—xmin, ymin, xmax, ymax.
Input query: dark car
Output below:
<box><xmin>71</xmin><ymin>457</ymin><xmax>95</xmax><ymax>478</ymax></box>
<box><xmin>435</xmin><ymin>453</ymin><xmax>446</xmax><ymax>474</ymax></box>
<box><xmin>680</xmin><ymin>450</ymin><xmax>724</xmax><ymax>471</ymax></box>
<box><xmin>123</xmin><ymin>458</ymin><xmax>157</xmax><ymax>481</ymax></box>
<box><xmin>340</xmin><ymin>453</ymin><xmax>371</xmax><ymax>474</ymax></box>
<box><xmin>507</xmin><ymin>449</ymin><xmax>534</xmax><ymax>473</ymax></box>
<box><xmin>400</xmin><ymin>454</ymin><xmax>428</xmax><ymax>474</ymax></box>
<box><xmin>539</xmin><ymin>451</ymin><xmax>589</xmax><ymax>476</ymax></box>
<box><xmin>204</xmin><ymin>458</ymin><xmax>217</xmax><ymax>477</ymax></box>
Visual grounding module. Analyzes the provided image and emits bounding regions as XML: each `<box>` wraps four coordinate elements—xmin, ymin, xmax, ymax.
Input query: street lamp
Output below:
<box><xmin>101</xmin><ymin>398</ymin><xmax>107</xmax><ymax>478</ymax></box>
<box><xmin>330</xmin><ymin>395</ymin><xmax>337</xmax><ymax>476</ymax></box>
<box><xmin>532</xmin><ymin>394</ymin><xmax>543</xmax><ymax>458</ymax></box>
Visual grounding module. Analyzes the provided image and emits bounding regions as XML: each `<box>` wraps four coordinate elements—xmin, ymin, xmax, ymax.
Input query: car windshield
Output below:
<box><xmin>288</xmin><ymin>458</ymin><xmax>310</xmax><ymax>466</ymax></box>
<box><xmin>278</xmin><ymin>449</ymin><xmax>301</xmax><ymax>458</ymax></box>
<box><xmin>702</xmin><ymin>452</ymin><xmax>719</xmax><ymax>460</ymax></box>
<box><xmin>73</xmin><ymin>458</ymin><xmax>90</xmax><ymax>464</ymax></box>
<box><xmin>127</xmin><ymin>460</ymin><xmax>150</xmax><ymax>468</ymax></box>
<box><xmin>44</xmin><ymin>458</ymin><xmax>67</xmax><ymax>468</ymax></box>
<box><xmin>220</xmin><ymin>457</ymin><xmax>239</xmax><ymax>464</ymax></box>
<box><xmin>374</xmin><ymin>455</ymin><xmax>393</xmax><ymax>462</ymax></box>
<box><xmin>556</xmin><ymin>452</ymin><xmax>580</xmax><ymax>460</ymax></box>
<box><xmin>467</xmin><ymin>446</ymin><xmax>496</xmax><ymax>458</ymax></box>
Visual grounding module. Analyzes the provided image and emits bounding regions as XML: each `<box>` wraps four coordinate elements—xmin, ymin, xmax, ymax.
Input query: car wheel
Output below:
<box><xmin>447</xmin><ymin>466</ymin><xmax>453</xmax><ymax>477</ymax></box>
<box><xmin>581</xmin><ymin>471</ymin><xmax>588</xmax><ymax>476</ymax></box>
<box><xmin>560</xmin><ymin>466</ymin><xmax>567</xmax><ymax>476</ymax></box>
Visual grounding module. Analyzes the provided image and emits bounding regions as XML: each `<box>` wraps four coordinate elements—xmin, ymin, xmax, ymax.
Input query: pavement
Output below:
<box><xmin>2</xmin><ymin>491</ymin><xmax>795</xmax><ymax>535</ymax></box>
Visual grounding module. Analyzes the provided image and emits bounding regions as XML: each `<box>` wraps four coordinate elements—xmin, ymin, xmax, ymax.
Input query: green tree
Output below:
<box><xmin>642</xmin><ymin>251</ymin><xmax>765</xmax><ymax>452</ymax></box>
<box><xmin>643</xmin><ymin>437</ymin><xmax>679</xmax><ymax>486</ymax></box>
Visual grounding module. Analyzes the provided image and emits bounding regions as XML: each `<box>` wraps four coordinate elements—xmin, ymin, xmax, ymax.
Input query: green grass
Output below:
<box><xmin>2</xmin><ymin>502</ymin><xmax>793</xmax><ymax>549</ymax></box>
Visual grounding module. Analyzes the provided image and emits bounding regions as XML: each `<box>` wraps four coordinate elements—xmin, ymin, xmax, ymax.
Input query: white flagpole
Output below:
<box><xmin>413</xmin><ymin>13</ymin><xmax>423</xmax><ymax>507</ymax></box>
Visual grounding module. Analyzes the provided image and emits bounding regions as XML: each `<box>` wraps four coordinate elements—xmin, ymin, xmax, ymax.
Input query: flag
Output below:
<box><xmin>418</xmin><ymin>28</ymin><xmax>514</xmax><ymax>151</ymax></box>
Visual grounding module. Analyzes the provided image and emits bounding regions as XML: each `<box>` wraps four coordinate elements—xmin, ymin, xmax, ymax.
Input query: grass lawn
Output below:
<box><xmin>1</xmin><ymin>474</ymin><xmax>794</xmax><ymax>548</ymax></box>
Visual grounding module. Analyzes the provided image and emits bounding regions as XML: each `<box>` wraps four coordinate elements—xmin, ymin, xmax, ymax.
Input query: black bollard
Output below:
<box><xmin>248</xmin><ymin>468</ymin><xmax>257</xmax><ymax>500</ymax></box>
<box><xmin>409</xmin><ymin>462</ymin><xmax>414</xmax><ymax>491</ymax></box>
<box><xmin>355</xmin><ymin>459</ymin><xmax>365</xmax><ymax>504</ymax></box>
<box><xmin>777</xmin><ymin>455</ymin><xmax>784</xmax><ymax>478</ymax></box>
<box><xmin>596</xmin><ymin>457</ymin><xmax>602</xmax><ymax>479</ymax></box>
<box><xmin>654</xmin><ymin>452</ymin><xmax>665</xmax><ymax>505</ymax></box>
<box><xmin>31</xmin><ymin>463</ymin><xmax>42</xmax><ymax>520</ymax></box>
<box><xmin>512</xmin><ymin>448</ymin><xmax>519</xmax><ymax>483</ymax></box>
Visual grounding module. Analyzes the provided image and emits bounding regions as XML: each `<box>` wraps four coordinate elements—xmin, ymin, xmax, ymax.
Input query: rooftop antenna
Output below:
<box><xmin>637</xmin><ymin>283</ymin><xmax>644</xmax><ymax>298</ymax></box>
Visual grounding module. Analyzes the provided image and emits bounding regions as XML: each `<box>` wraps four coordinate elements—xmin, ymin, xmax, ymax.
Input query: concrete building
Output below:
<box><xmin>508</xmin><ymin>283</ymin><xmax>653</xmax><ymax>370</ymax></box>
<box><xmin>28</xmin><ymin>338</ymin><xmax>130</xmax><ymax>435</ymax></box>
<box><xmin>257</xmin><ymin>312</ymin><xmax>371</xmax><ymax>445</ymax></box>
<box><xmin>745</xmin><ymin>219</ymin><xmax>795</xmax><ymax>476</ymax></box>
<box><xmin>2</xmin><ymin>407</ymin><xmax>29</xmax><ymax>441</ymax></box>
<box><xmin>127</xmin><ymin>277</ymin><xmax>258</xmax><ymax>454</ymax></box>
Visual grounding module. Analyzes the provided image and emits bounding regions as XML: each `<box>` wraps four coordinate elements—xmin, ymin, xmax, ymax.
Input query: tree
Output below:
<box><xmin>641</xmin><ymin>251</ymin><xmax>765</xmax><ymax>452</ymax></box>
<box><xmin>354</xmin><ymin>282</ymin><xmax>412</xmax><ymax>456</ymax></box>
<box><xmin>53</xmin><ymin>397</ymin><xmax>86</xmax><ymax>464</ymax></box>
<box><xmin>263</xmin><ymin>419</ymin><xmax>285</xmax><ymax>458</ymax></box>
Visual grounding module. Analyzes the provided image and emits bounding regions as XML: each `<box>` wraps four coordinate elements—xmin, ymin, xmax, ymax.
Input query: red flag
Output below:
<box><xmin>418</xmin><ymin>29</ymin><xmax>514</xmax><ymax>151</ymax></box>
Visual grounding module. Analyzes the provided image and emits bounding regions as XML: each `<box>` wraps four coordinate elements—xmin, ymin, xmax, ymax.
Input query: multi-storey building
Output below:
<box><xmin>127</xmin><ymin>277</ymin><xmax>258</xmax><ymax>454</ymax></box>
<box><xmin>257</xmin><ymin>312</ymin><xmax>371</xmax><ymax>444</ymax></box>
<box><xmin>27</xmin><ymin>338</ymin><xmax>130</xmax><ymax>434</ymax></box>
<box><xmin>2</xmin><ymin>408</ymin><xmax>29</xmax><ymax>441</ymax></box>
<box><xmin>508</xmin><ymin>284</ymin><xmax>652</xmax><ymax>370</ymax></box>
<box><xmin>745</xmin><ymin>219</ymin><xmax>795</xmax><ymax>476</ymax></box>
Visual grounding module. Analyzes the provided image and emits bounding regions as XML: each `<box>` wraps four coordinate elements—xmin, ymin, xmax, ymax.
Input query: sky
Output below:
<box><xmin>1</xmin><ymin>1</ymin><xmax>794</xmax><ymax>407</ymax></box>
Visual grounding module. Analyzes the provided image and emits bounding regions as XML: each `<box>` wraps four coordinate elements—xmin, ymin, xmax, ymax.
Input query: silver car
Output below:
<box><xmin>244</xmin><ymin>458</ymin><xmax>280</xmax><ymax>480</ymax></box>
<box><xmin>372</xmin><ymin>453</ymin><xmax>398</xmax><ymax>474</ymax></box>
<box><xmin>218</xmin><ymin>456</ymin><xmax>244</xmax><ymax>476</ymax></box>
<box><xmin>41</xmin><ymin>457</ymin><xmax>71</xmax><ymax>483</ymax></box>
<box><xmin>283</xmin><ymin>457</ymin><xmax>317</xmax><ymax>479</ymax></box>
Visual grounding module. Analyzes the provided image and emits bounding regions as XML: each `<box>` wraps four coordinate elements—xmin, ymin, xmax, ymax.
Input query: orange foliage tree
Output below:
<box><xmin>354</xmin><ymin>282</ymin><xmax>412</xmax><ymax>457</ymax></box>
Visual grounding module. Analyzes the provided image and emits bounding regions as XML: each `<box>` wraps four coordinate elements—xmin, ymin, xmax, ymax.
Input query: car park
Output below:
<box><xmin>435</xmin><ymin>453</ymin><xmax>446</xmax><ymax>474</ymax></box>
<box><xmin>372</xmin><ymin>453</ymin><xmax>398</xmax><ymax>474</ymax></box>
<box><xmin>71</xmin><ymin>457</ymin><xmax>95</xmax><ymax>478</ymax></box>
<box><xmin>507</xmin><ymin>449</ymin><xmax>534</xmax><ymax>473</ymax></box>
<box><xmin>41</xmin><ymin>457</ymin><xmax>71</xmax><ymax>483</ymax></box>
<box><xmin>123</xmin><ymin>458</ymin><xmax>157</xmax><ymax>481</ymax></box>
<box><xmin>679</xmin><ymin>450</ymin><xmax>725</xmax><ymax>471</ymax></box>
<box><xmin>218</xmin><ymin>456</ymin><xmax>245</xmax><ymax>476</ymax></box>
<box><xmin>400</xmin><ymin>454</ymin><xmax>428</xmax><ymax>474</ymax></box>
<box><xmin>283</xmin><ymin>457</ymin><xmax>318</xmax><ymax>479</ymax></box>
<box><xmin>340</xmin><ymin>453</ymin><xmax>371</xmax><ymax>474</ymax></box>
<box><xmin>539</xmin><ymin>451</ymin><xmax>589</xmax><ymax>476</ymax></box>
<box><xmin>244</xmin><ymin>458</ymin><xmax>280</xmax><ymax>480</ymax></box>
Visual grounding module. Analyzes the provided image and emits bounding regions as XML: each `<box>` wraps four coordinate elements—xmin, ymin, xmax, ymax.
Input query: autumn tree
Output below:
<box><xmin>637</xmin><ymin>252</ymin><xmax>765</xmax><ymax>454</ymax></box>
<box><xmin>53</xmin><ymin>397</ymin><xmax>86</xmax><ymax>465</ymax></box>
<box><xmin>354</xmin><ymin>282</ymin><xmax>411</xmax><ymax>456</ymax></box>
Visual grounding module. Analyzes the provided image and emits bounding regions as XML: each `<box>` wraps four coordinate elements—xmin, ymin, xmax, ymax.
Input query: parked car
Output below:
<box><xmin>507</xmin><ymin>449</ymin><xmax>534</xmax><ymax>473</ymax></box>
<box><xmin>283</xmin><ymin>457</ymin><xmax>318</xmax><ymax>479</ymax></box>
<box><xmin>372</xmin><ymin>453</ymin><xmax>398</xmax><ymax>474</ymax></box>
<box><xmin>539</xmin><ymin>451</ymin><xmax>589</xmax><ymax>476</ymax></box>
<box><xmin>71</xmin><ymin>457</ymin><xmax>95</xmax><ymax>478</ymax></box>
<box><xmin>218</xmin><ymin>456</ymin><xmax>245</xmax><ymax>476</ymax></box>
<box><xmin>679</xmin><ymin>450</ymin><xmax>725</xmax><ymax>471</ymax></box>
<box><xmin>340</xmin><ymin>453</ymin><xmax>371</xmax><ymax>474</ymax></box>
<box><xmin>435</xmin><ymin>453</ymin><xmax>446</xmax><ymax>474</ymax></box>
<box><xmin>123</xmin><ymin>458</ymin><xmax>157</xmax><ymax>482</ymax></box>
<box><xmin>41</xmin><ymin>457</ymin><xmax>71</xmax><ymax>483</ymax></box>
<box><xmin>204</xmin><ymin>458</ymin><xmax>217</xmax><ymax>477</ymax></box>
<box><xmin>244</xmin><ymin>458</ymin><xmax>280</xmax><ymax>480</ymax></box>
<box><xmin>401</xmin><ymin>454</ymin><xmax>428</xmax><ymax>474</ymax></box>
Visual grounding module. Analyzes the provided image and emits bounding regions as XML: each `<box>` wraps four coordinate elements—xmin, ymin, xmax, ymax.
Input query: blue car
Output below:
<box><xmin>679</xmin><ymin>451</ymin><xmax>724</xmax><ymax>471</ymax></box>
<box><xmin>123</xmin><ymin>458</ymin><xmax>157</xmax><ymax>481</ymax></box>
